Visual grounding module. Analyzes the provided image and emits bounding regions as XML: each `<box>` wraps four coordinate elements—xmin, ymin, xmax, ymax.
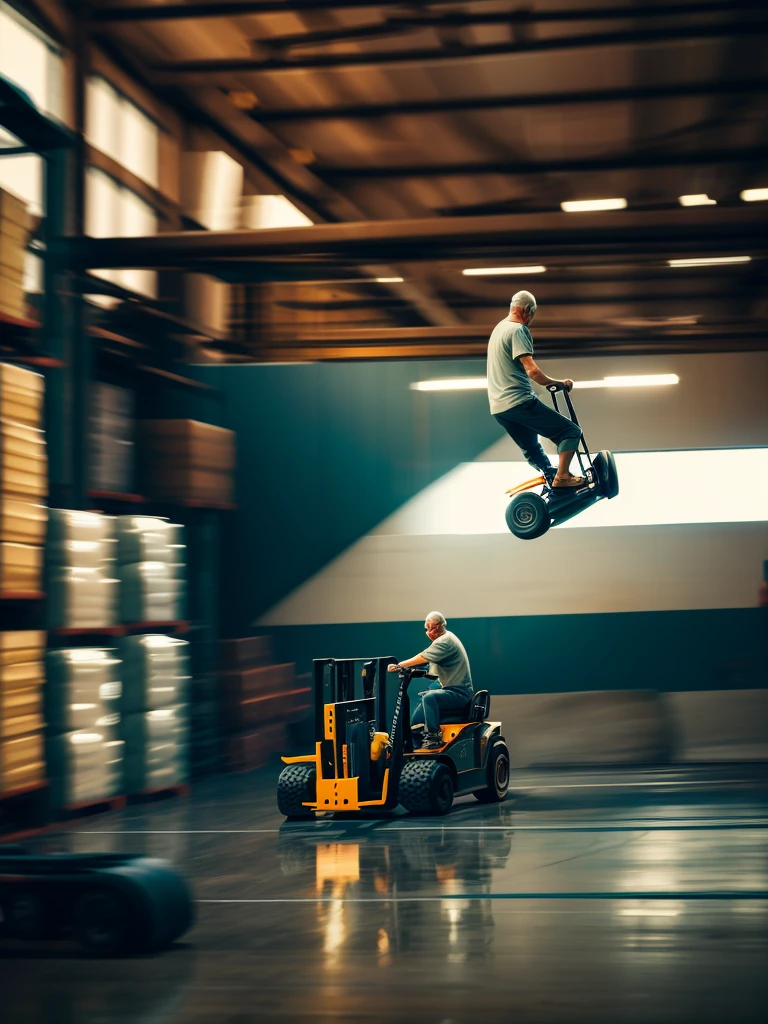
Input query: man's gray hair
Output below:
<box><xmin>425</xmin><ymin>611</ymin><xmax>446</xmax><ymax>626</ymax></box>
<box><xmin>510</xmin><ymin>290</ymin><xmax>537</xmax><ymax>316</ymax></box>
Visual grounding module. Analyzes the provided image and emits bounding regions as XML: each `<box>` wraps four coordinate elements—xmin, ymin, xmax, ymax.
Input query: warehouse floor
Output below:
<box><xmin>2</xmin><ymin>765</ymin><xmax>767</xmax><ymax>1024</ymax></box>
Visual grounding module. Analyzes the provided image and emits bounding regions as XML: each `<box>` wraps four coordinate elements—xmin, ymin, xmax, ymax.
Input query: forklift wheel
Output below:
<box><xmin>277</xmin><ymin>763</ymin><xmax>317</xmax><ymax>820</ymax></box>
<box><xmin>71</xmin><ymin>889</ymin><xmax>135</xmax><ymax>955</ymax></box>
<box><xmin>474</xmin><ymin>739</ymin><xmax>510</xmax><ymax>803</ymax></box>
<box><xmin>399</xmin><ymin>760</ymin><xmax>454</xmax><ymax>816</ymax></box>
<box><xmin>506</xmin><ymin>492</ymin><xmax>550</xmax><ymax>540</ymax></box>
<box><xmin>5</xmin><ymin>889</ymin><xmax>49</xmax><ymax>940</ymax></box>
<box><xmin>593</xmin><ymin>450</ymin><xmax>619</xmax><ymax>499</ymax></box>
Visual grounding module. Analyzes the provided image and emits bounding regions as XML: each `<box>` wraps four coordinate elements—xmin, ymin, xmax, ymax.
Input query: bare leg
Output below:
<box><xmin>553</xmin><ymin>450</ymin><xmax>584</xmax><ymax>487</ymax></box>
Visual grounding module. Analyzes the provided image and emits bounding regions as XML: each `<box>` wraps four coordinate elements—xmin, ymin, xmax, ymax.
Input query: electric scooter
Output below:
<box><xmin>505</xmin><ymin>384</ymin><xmax>619</xmax><ymax>539</ymax></box>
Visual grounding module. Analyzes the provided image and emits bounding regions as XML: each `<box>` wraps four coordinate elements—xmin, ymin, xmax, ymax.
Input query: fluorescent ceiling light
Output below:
<box><xmin>574</xmin><ymin>374</ymin><xmax>679</xmax><ymax>389</ymax></box>
<box><xmin>462</xmin><ymin>265</ymin><xmax>546</xmax><ymax>277</ymax></box>
<box><xmin>374</xmin><ymin>276</ymin><xmax>404</xmax><ymax>283</ymax></box>
<box><xmin>411</xmin><ymin>378</ymin><xmax>488</xmax><ymax>392</ymax></box>
<box><xmin>678</xmin><ymin>194</ymin><xmax>716</xmax><ymax>206</ymax></box>
<box><xmin>668</xmin><ymin>256</ymin><xmax>751</xmax><ymax>267</ymax></box>
<box><xmin>561</xmin><ymin>198</ymin><xmax>627</xmax><ymax>213</ymax></box>
<box><xmin>411</xmin><ymin>374</ymin><xmax>679</xmax><ymax>392</ymax></box>
<box><xmin>740</xmin><ymin>187</ymin><xmax>768</xmax><ymax>202</ymax></box>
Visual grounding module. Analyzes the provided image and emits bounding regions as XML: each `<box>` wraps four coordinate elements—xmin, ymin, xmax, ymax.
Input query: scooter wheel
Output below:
<box><xmin>506</xmin><ymin>492</ymin><xmax>550</xmax><ymax>539</ymax></box>
<box><xmin>593</xmin><ymin>450</ymin><xmax>619</xmax><ymax>499</ymax></box>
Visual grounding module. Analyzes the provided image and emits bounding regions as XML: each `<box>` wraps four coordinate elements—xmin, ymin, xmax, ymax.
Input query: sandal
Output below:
<box><xmin>552</xmin><ymin>476</ymin><xmax>586</xmax><ymax>489</ymax></box>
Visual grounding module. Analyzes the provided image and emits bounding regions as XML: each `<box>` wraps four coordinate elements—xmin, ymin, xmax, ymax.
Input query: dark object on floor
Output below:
<box><xmin>0</xmin><ymin>847</ymin><xmax>193</xmax><ymax>954</ymax></box>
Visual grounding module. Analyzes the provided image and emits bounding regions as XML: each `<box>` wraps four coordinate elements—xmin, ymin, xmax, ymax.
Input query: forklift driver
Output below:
<box><xmin>388</xmin><ymin>612</ymin><xmax>474</xmax><ymax>750</ymax></box>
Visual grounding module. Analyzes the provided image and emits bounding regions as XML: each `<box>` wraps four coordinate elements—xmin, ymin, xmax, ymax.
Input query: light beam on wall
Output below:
<box><xmin>374</xmin><ymin>449</ymin><xmax>768</xmax><ymax>535</ymax></box>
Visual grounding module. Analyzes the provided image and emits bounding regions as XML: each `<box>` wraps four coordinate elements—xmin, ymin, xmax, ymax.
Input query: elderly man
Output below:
<box><xmin>488</xmin><ymin>289</ymin><xmax>584</xmax><ymax>488</ymax></box>
<box><xmin>388</xmin><ymin>612</ymin><xmax>473</xmax><ymax>750</ymax></box>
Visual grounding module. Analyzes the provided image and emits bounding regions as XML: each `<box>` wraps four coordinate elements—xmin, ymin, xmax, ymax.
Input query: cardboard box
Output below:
<box><xmin>140</xmin><ymin>420</ymin><xmax>235</xmax><ymax>468</ymax></box>
<box><xmin>0</xmin><ymin>730</ymin><xmax>44</xmax><ymax>791</ymax></box>
<box><xmin>0</xmin><ymin>262</ymin><xmax>24</xmax><ymax>286</ymax></box>
<box><xmin>219</xmin><ymin>635</ymin><xmax>273</xmax><ymax>671</ymax></box>
<box><xmin>139</xmin><ymin>420</ymin><xmax>235</xmax><ymax>502</ymax></box>
<box><xmin>223</xmin><ymin>722</ymin><xmax>286</xmax><ymax>772</ymax></box>
<box><xmin>0</xmin><ymin>364</ymin><xmax>44</xmax><ymax>427</ymax></box>
<box><xmin>1</xmin><ymin>421</ymin><xmax>47</xmax><ymax>499</ymax></box>
<box><xmin>0</xmin><ymin>542</ymin><xmax>43</xmax><ymax>592</ymax></box>
<box><xmin>0</xmin><ymin>497</ymin><xmax>47</xmax><ymax>544</ymax></box>
<box><xmin>219</xmin><ymin>662</ymin><xmax>296</xmax><ymax>705</ymax></box>
<box><xmin>222</xmin><ymin>686</ymin><xmax>311</xmax><ymax>730</ymax></box>
<box><xmin>0</xmin><ymin>188</ymin><xmax>30</xmax><ymax>231</ymax></box>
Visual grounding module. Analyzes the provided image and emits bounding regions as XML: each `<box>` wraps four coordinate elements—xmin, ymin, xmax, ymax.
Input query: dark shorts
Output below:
<box><xmin>494</xmin><ymin>396</ymin><xmax>582</xmax><ymax>469</ymax></box>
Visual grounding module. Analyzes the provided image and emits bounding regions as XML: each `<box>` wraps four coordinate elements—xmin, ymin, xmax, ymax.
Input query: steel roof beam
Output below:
<box><xmin>320</xmin><ymin>145</ymin><xmax>768</xmax><ymax>180</ymax></box>
<box><xmin>87</xmin><ymin>0</ymin><xmax>762</xmax><ymax>25</ymax></box>
<box><xmin>53</xmin><ymin>206</ymin><xmax>768</xmax><ymax>270</ymax></box>
<box><xmin>151</xmin><ymin>22</ymin><xmax>768</xmax><ymax>77</ymax></box>
<box><xmin>249</xmin><ymin>79</ymin><xmax>768</xmax><ymax>123</ymax></box>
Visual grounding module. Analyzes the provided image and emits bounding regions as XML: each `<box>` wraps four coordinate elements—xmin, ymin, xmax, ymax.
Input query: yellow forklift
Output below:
<box><xmin>277</xmin><ymin>656</ymin><xmax>509</xmax><ymax>818</ymax></box>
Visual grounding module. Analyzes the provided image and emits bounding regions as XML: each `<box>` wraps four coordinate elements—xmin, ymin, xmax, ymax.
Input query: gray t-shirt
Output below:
<box><xmin>420</xmin><ymin>630</ymin><xmax>473</xmax><ymax>694</ymax></box>
<box><xmin>487</xmin><ymin>318</ymin><xmax>535</xmax><ymax>414</ymax></box>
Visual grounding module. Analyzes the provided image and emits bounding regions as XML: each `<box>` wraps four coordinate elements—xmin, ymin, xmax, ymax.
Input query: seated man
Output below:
<box><xmin>388</xmin><ymin>611</ymin><xmax>473</xmax><ymax>750</ymax></box>
<box><xmin>488</xmin><ymin>289</ymin><xmax>584</xmax><ymax>488</ymax></box>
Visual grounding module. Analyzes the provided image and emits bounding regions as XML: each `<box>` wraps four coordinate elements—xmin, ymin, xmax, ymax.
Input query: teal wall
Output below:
<box><xmin>190</xmin><ymin>360</ymin><xmax>766</xmax><ymax>695</ymax></box>
<box><xmin>194</xmin><ymin>360</ymin><xmax>499</xmax><ymax>634</ymax></box>
<box><xmin>264</xmin><ymin>608</ymin><xmax>766</xmax><ymax>694</ymax></box>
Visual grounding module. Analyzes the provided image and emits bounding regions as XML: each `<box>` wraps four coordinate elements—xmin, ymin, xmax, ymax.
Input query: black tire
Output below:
<box><xmin>398</xmin><ymin>759</ymin><xmax>454</xmax><ymax>816</ymax></box>
<box><xmin>5</xmin><ymin>889</ymin><xmax>48</xmax><ymax>940</ymax></box>
<box><xmin>593</xmin><ymin>450</ymin><xmax>619</xmax><ymax>499</ymax></box>
<box><xmin>505</xmin><ymin>492</ymin><xmax>550</xmax><ymax>539</ymax></box>
<box><xmin>71</xmin><ymin>889</ymin><xmax>135</xmax><ymax>955</ymax></box>
<box><xmin>277</xmin><ymin>763</ymin><xmax>317</xmax><ymax>820</ymax></box>
<box><xmin>474</xmin><ymin>739</ymin><xmax>510</xmax><ymax>803</ymax></box>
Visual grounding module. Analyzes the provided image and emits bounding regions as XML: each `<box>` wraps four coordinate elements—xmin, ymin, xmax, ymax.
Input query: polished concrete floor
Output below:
<box><xmin>2</xmin><ymin>765</ymin><xmax>767</xmax><ymax>1023</ymax></box>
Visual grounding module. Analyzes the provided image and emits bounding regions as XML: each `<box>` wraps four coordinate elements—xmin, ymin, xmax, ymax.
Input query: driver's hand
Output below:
<box><xmin>387</xmin><ymin>663</ymin><xmax>401</xmax><ymax>673</ymax></box>
<box><xmin>563</xmin><ymin>379</ymin><xmax>574</xmax><ymax>392</ymax></box>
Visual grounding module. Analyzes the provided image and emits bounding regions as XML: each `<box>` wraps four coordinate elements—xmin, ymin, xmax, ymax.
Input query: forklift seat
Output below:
<box><xmin>439</xmin><ymin>689</ymin><xmax>491</xmax><ymax>725</ymax></box>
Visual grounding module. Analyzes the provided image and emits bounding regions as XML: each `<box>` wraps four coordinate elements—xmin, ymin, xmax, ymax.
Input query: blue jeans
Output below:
<box><xmin>411</xmin><ymin>680</ymin><xmax>471</xmax><ymax>735</ymax></box>
<box><xmin>495</xmin><ymin>396</ymin><xmax>582</xmax><ymax>474</ymax></box>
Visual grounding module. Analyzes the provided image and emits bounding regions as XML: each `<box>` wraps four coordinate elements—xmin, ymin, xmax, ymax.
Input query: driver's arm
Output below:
<box><xmin>388</xmin><ymin>654</ymin><xmax>429</xmax><ymax>672</ymax></box>
<box><xmin>518</xmin><ymin>354</ymin><xmax>571</xmax><ymax>391</ymax></box>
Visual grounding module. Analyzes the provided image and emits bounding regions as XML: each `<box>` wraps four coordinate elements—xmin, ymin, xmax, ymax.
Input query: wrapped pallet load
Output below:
<box><xmin>115</xmin><ymin>516</ymin><xmax>186</xmax><ymax>623</ymax></box>
<box><xmin>0</xmin><ymin>187</ymin><xmax>30</xmax><ymax>321</ymax></box>
<box><xmin>0</xmin><ymin>631</ymin><xmax>46</xmax><ymax>792</ymax></box>
<box><xmin>119</xmin><ymin>634</ymin><xmax>190</xmax><ymax>794</ymax></box>
<box><xmin>47</xmin><ymin>509</ymin><xmax>119</xmax><ymax>629</ymax></box>
<box><xmin>89</xmin><ymin>382</ymin><xmax>136</xmax><ymax>494</ymax></box>
<box><xmin>45</xmin><ymin>647</ymin><xmax>124</xmax><ymax>809</ymax></box>
<box><xmin>0</xmin><ymin>363</ymin><xmax>47</xmax><ymax>594</ymax></box>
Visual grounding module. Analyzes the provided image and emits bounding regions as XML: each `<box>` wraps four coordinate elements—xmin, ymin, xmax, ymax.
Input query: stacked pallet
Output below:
<box><xmin>0</xmin><ymin>363</ymin><xmax>47</xmax><ymax>593</ymax></box>
<box><xmin>0</xmin><ymin>632</ymin><xmax>46</xmax><ymax>793</ymax></box>
<box><xmin>219</xmin><ymin>636</ymin><xmax>311</xmax><ymax>771</ymax></box>
<box><xmin>115</xmin><ymin>516</ymin><xmax>186</xmax><ymax>623</ymax></box>
<box><xmin>120</xmin><ymin>634</ymin><xmax>190</xmax><ymax>794</ymax></box>
<box><xmin>139</xmin><ymin>420</ymin><xmax>235</xmax><ymax>505</ymax></box>
<box><xmin>90</xmin><ymin>383</ymin><xmax>136</xmax><ymax>494</ymax></box>
<box><xmin>0</xmin><ymin>188</ymin><xmax>29</xmax><ymax>321</ymax></box>
<box><xmin>47</xmin><ymin>510</ymin><xmax>118</xmax><ymax>629</ymax></box>
<box><xmin>46</xmin><ymin>647</ymin><xmax>124</xmax><ymax>810</ymax></box>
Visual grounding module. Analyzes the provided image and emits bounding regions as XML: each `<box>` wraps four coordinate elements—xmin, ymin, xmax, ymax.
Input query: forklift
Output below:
<box><xmin>277</xmin><ymin>657</ymin><xmax>510</xmax><ymax>818</ymax></box>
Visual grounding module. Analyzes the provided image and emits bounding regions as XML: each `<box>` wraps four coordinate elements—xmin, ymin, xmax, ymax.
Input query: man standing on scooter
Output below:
<box><xmin>387</xmin><ymin>612</ymin><xmax>473</xmax><ymax>750</ymax></box>
<box><xmin>488</xmin><ymin>290</ymin><xmax>585</xmax><ymax>488</ymax></box>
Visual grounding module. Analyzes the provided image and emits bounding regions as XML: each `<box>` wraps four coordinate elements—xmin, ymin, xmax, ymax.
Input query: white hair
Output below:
<box><xmin>510</xmin><ymin>290</ymin><xmax>537</xmax><ymax>316</ymax></box>
<box><xmin>425</xmin><ymin>611</ymin><xmax>446</xmax><ymax>627</ymax></box>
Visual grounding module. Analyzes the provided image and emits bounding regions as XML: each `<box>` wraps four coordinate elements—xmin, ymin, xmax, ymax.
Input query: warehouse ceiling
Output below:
<box><xmin>79</xmin><ymin>0</ymin><xmax>768</xmax><ymax>359</ymax></box>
